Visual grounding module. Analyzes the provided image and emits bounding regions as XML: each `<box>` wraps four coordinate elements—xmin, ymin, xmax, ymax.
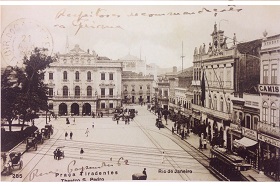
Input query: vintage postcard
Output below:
<box><xmin>1</xmin><ymin>1</ymin><xmax>280</xmax><ymax>182</ymax></box>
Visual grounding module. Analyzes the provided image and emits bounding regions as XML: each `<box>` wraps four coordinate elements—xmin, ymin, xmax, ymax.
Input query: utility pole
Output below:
<box><xmin>181</xmin><ymin>41</ymin><xmax>185</xmax><ymax>72</ymax></box>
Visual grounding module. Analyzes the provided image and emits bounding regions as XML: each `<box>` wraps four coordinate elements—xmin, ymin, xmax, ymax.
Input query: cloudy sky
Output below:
<box><xmin>1</xmin><ymin>4</ymin><xmax>280</xmax><ymax>68</ymax></box>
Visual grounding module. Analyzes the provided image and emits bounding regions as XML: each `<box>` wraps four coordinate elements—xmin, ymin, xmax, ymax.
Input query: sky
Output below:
<box><xmin>1</xmin><ymin>4</ymin><xmax>280</xmax><ymax>68</ymax></box>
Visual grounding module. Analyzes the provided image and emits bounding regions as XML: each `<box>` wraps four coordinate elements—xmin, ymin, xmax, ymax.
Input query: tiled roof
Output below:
<box><xmin>237</xmin><ymin>39</ymin><xmax>262</xmax><ymax>56</ymax></box>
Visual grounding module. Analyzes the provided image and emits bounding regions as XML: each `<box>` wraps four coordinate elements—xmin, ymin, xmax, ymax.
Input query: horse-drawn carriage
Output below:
<box><xmin>1</xmin><ymin>152</ymin><xmax>23</xmax><ymax>176</ymax></box>
<box><xmin>132</xmin><ymin>173</ymin><xmax>147</xmax><ymax>180</ymax></box>
<box><xmin>45</xmin><ymin>124</ymin><xmax>53</xmax><ymax>135</ymax></box>
<box><xmin>26</xmin><ymin>137</ymin><xmax>38</xmax><ymax>151</ymax></box>
<box><xmin>41</xmin><ymin>128</ymin><xmax>50</xmax><ymax>139</ymax></box>
<box><xmin>155</xmin><ymin>118</ymin><xmax>164</xmax><ymax>128</ymax></box>
<box><xmin>53</xmin><ymin>147</ymin><xmax>64</xmax><ymax>160</ymax></box>
<box><xmin>34</xmin><ymin>131</ymin><xmax>44</xmax><ymax>144</ymax></box>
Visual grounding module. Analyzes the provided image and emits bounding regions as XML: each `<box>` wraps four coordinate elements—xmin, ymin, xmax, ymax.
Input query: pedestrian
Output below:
<box><xmin>65</xmin><ymin>131</ymin><xmax>68</xmax><ymax>139</ymax></box>
<box><xmin>92</xmin><ymin>121</ymin><xmax>95</xmax><ymax>128</ymax></box>
<box><xmin>85</xmin><ymin>128</ymin><xmax>89</xmax><ymax>137</ymax></box>
<box><xmin>73</xmin><ymin>118</ymin><xmax>75</xmax><ymax>125</ymax></box>
<box><xmin>53</xmin><ymin>149</ymin><xmax>57</xmax><ymax>160</ymax></box>
<box><xmin>161</xmin><ymin>151</ymin><xmax>165</xmax><ymax>163</ymax></box>
<box><xmin>116</xmin><ymin>118</ymin><xmax>119</xmax><ymax>124</ymax></box>
<box><xmin>97</xmin><ymin>113</ymin><xmax>100</xmax><ymax>118</ymax></box>
<box><xmin>80</xmin><ymin>148</ymin><xmax>84</xmax><ymax>159</ymax></box>
<box><xmin>142</xmin><ymin>168</ymin><xmax>147</xmax><ymax>176</ymax></box>
<box><xmin>172</xmin><ymin>126</ymin><xmax>174</xmax><ymax>134</ymax></box>
<box><xmin>70</xmin><ymin>131</ymin><xmax>73</xmax><ymax>140</ymax></box>
<box><xmin>181</xmin><ymin>131</ymin><xmax>184</xmax><ymax>140</ymax></box>
<box><xmin>127</xmin><ymin>117</ymin><xmax>130</xmax><ymax>124</ymax></box>
<box><xmin>100</xmin><ymin>112</ymin><xmax>103</xmax><ymax>118</ymax></box>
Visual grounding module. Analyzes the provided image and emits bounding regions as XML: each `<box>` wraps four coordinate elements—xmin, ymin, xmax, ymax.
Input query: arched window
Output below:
<box><xmin>262</xmin><ymin>101</ymin><xmax>268</xmax><ymax>123</ymax></box>
<box><xmin>226</xmin><ymin>97</ymin><xmax>231</xmax><ymax>113</ymax></box>
<box><xmin>208</xmin><ymin>94</ymin><xmax>212</xmax><ymax>109</ymax></box>
<box><xmin>63</xmin><ymin>86</ymin><xmax>68</xmax><ymax>97</ymax></box>
<box><xmin>87</xmin><ymin>71</ymin><xmax>91</xmax><ymax>81</ymax></box>
<box><xmin>75</xmin><ymin>86</ymin><xmax>80</xmax><ymax>97</ymax></box>
<box><xmin>220</xmin><ymin>97</ymin><xmax>224</xmax><ymax>112</ymax></box>
<box><xmin>253</xmin><ymin>116</ymin><xmax>259</xmax><ymax>130</ymax></box>
<box><xmin>271</xmin><ymin>103</ymin><xmax>277</xmax><ymax>126</ymax></box>
<box><xmin>87</xmin><ymin>86</ymin><xmax>92</xmax><ymax>97</ymax></box>
<box><xmin>245</xmin><ymin>114</ymin><xmax>251</xmax><ymax>129</ymax></box>
<box><xmin>213</xmin><ymin>95</ymin><xmax>217</xmax><ymax>110</ymax></box>
<box><xmin>63</xmin><ymin>71</ymin><xmax>67</xmax><ymax>80</ymax></box>
<box><xmin>75</xmin><ymin>71</ymin><xmax>79</xmax><ymax>81</ymax></box>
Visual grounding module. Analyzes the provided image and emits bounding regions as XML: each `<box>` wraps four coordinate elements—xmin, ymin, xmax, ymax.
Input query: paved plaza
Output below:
<box><xmin>1</xmin><ymin>105</ymin><xmax>218</xmax><ymax>182</ymax></box>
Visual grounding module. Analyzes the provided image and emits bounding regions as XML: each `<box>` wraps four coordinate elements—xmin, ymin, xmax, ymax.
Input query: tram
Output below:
<box><xmin>209</xmin><ymin>147</ymin><xmax>252</xmax><ymax>181</ymax></box>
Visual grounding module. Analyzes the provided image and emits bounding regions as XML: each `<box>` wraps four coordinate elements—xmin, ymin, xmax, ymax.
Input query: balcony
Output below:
<box><xmin>192</xmin><ymin>80</ymin><xmax>201</xmax><ymax>86</ymax></box>
<box><xmin>258</xmin><ymin>122</ymin><xmax>280</xmax><ymax>139</ymax></box>
<box><xmin>192</xmin><ymin>104</ymin><xmax>231</xmax><ymax>120</ymax></box>
<box><xmin>52</xmin><ymin>95</ymin><xmax>121</xmax><ymax>100</ymax></box>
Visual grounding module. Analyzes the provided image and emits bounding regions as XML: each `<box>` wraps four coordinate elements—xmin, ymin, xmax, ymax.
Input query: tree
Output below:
<box><xmin>1</xmin><ymin>66</ymin><xmax>23</xmax><ymax>131</ymax></box>
<box><xmin>1</xmin><ymin>48</ymin><xmax>55</xmax><ymax>131</ymax></box>
<box><xmin>18</xmin><ymin>48</ymin><xmax>55</xmax><ymax>130</ymax></box>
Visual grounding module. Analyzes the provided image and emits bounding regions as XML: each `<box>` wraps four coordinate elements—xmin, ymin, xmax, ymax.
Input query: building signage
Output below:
<box><xmin>258</xmin><ymin>85</ymin><xmax>280</xmax><ymax>94</ymax></box>
<box><xmin>258</xmin><ymin>133</ymin><xmax>280</xmax><ymax>148</ymax></box>
<box><xmin>242</xmin><ymin>127</ymin><xmax>257</xmax><ymax>141</ymax></box>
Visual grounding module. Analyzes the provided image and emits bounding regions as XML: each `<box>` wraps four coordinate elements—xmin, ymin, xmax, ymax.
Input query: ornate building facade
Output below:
<box><xmin>45</xmin><ymin>44</ymin><xmax>122</xmax><ymax>116</ymax></box>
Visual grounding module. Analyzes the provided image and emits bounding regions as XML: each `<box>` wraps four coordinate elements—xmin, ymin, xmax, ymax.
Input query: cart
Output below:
<box><xmin>26</xmin><ymin>137</ymin><xmax>38</xmax><ymax>151</ymax></box>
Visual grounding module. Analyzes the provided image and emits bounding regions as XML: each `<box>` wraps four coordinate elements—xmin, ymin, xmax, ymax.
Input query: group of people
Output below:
<box><xmin>53</xmin><ymin>148</ymin><xmax>63</xmax><ymax>160</ymax></box>
<box><xmin>65</xmin><ymin>131</ymin><xmax>73</xmax><ymax>140</ymax></box>
<box><xmin>171</xmin><ymin>122</ymin><xmax>190</xmax><ymax>140</ymax></box>
<box><xmin>92</xmin><ymin>112</ymin><xmax>103</xmax><ymax>118</ymax></box>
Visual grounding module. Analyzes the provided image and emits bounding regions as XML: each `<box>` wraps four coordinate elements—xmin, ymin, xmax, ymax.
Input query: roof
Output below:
<box><xmin>119</xmin><ymin>54</ymin><xmax>141</xmax><ymax>61</ymax></box>
<box><xmin>237</xmin><ymin>39</ymin><xmax>262</xmax><ymax>56</ymax></box>
<box><xmin>177</xmin><ymin>66</ymin><xmax>193</xmax><ymax>78</ymax></box>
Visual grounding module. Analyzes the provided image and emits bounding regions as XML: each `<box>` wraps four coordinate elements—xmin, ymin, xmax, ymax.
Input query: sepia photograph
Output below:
<box><xmin>1</xmin><ymin>1</ymin><xmax>280</xmax><ymax>182</ymax></box>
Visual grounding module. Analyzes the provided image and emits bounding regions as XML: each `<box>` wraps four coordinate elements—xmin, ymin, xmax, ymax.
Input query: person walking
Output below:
<box><xmin>65</xmin><ymin>131</ymin><xmax>68</xmax><ymax>140</ymax></box>
<box><xmin>70</xmin><ymin>131</ymin><xmax>73</xmax><ymax>140</ymax></box>
<box><xmin>80</xmin><ymin>148</ymin><xmax>84</xmax><ymax>159</ymax></box>
<box><xmin>73</xmin><ymin>118</ymin><xmax>75</xmax><ymax>125</ymax></box>
<box><xmin>92</xmin><ymin>121</ymin><xmax>95</xmax><ymax>128</ymax></box>
<box><xmin>116</xmin><ymin>118</ymin><xmax>119</xmax><ymax>124</ymax></box>
<box><xmin>85</xmin><ymin>128</ymin><xmax>89</xmax><ymax>137</ymax></box>
<box><xmin>172</xmin><ymin>126</ymin><xmax>174</xmax><ymax>134</ymax></box>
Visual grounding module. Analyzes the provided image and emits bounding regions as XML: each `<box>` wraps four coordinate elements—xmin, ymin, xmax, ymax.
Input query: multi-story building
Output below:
<box><xmin>45</xmin><ymin>44</ymin><xmax>122</xmax><ymax>116</ymax></box>
<box><xmin>119</xmin><ymin>53</ymin><xmax>157</xmax><ymax>78</ymax></box>
<box><xmin>192</xmin><ymin>23</ymin><xmax>261</xmax><ymax>148</ymax></box>
<box><xmin>121</xmin><ymin>71</ymin><xmax>154</xmax><ymax>104</ymax></box>
<box><xmin>257</xmin><ymin>33</ymin><xmax>280</xmax><ymax>180</ymax></box>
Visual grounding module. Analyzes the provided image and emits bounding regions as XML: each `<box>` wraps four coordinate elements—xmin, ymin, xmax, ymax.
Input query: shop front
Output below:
<box><xmin>233</xmin><ymin>127</ymin><xmax>258</xmax><ymax>169</ymax></box>
<box><xmin>258</xmin><ymin>133</ymin><xmax>280</xmax><ymax>181</ymax></box>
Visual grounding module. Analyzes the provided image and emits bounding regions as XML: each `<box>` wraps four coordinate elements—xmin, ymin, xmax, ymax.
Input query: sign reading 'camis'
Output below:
<box><xmin>258</xmin><ymin>85</ymin><xmax>280</xmax><ymax>94</ymax></box>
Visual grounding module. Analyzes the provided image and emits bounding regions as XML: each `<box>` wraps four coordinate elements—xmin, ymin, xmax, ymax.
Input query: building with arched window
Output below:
<box><xmin>45</xmin><ymin>44</ymin><xmax>122</xmax><ymax>116</ymax></box>
<box><xmin>258</xmin><ymin>33</ymin><xmax>280</xmax><ymax>180</ymax></box>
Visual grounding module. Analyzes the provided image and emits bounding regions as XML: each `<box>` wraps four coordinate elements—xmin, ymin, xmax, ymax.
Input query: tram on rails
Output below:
<box><xmin>209</xmin><ymin>147</ymin><xmax>252</xmax><ymax>181</ymax></box>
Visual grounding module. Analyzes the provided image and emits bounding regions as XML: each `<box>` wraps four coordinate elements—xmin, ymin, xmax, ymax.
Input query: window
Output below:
<box><xmin>75</xmin><ymin>86</ymin><xmax>80</xmax><ymax>97</ymax></box>
<box><xmin>124</xmin><ymin>85</ymin><xmax>128</xmax><ymax>91</ymax></box>
<box><xmin>87</xmin><ymin>71</ymin><xmax>91</xmax><ymax>81</ymax></box>
<box><xmin>208</xmin><ymin>95</ymin><xmax>212</xmax><ymax>109</ymax></box>
<box><xmin>109</xmin><ymin>103</ymin><xmax>114</xmax><ymax>108</ymax></box>
<box><xmin>263</xmin><ymin>65</ymin><xmax>268</xmax><ymax>84</ymax></box>
<box><xmin>253</xmin><ymin>116</ymin><xmax>258</xmax><ymax>130</ymax></box>
<box><xmin>75</xmin><ymin>71</ymin><xmax>79</xmax><ymax>81</ymax></box>
<box><xmin>63</xmin><ymin>86</ymin><xmax>68</xmax><ymax>97</ymax></box>
<box><xmin>194</xmin><ymin>69</ymin><xmax>197</xmax><ymax>81</ymax></box>
<box><xmin>49</xmin><ymin>88</ymin><xmax>53</xmax><ymax>97</ymax></box>
<box><xmin>63</xmin><ymin>71</ymin><xmax>67</xmax><ymax>80</ymax></box>
<box><xmin>262</xmin><ymin>102</ymin><xmax>268</xmax><ymax>123</ymax></box>
<box><xmin>87</xmin><ymin>86</ymin><xmax>92</xmax><ymax>97</ymax></box>
<box><xmin>48</xmin><ymin>103</ymin><xmax>53</xmax><ymax>110</ymax></box>
<box><xmin>101</xmin><ymin>103</ymin><xmax>106</xmax><ymax>109</ymax></box>
<box><xmin>109</xmin><ymin>88</ymin><xmax>113</xmax><ymax>96</ymax></box>
<box><xmin>245</xmin><ymin>115</ymin><xmax>251</xmax><ymax>129</ymax></box>
<box><xmin>101</xmin><ymin>88</ymin><xmax>105</xmax><ymax>97</ymax></box>
<box><xmin>49</xmin><ymin>72</ymin><xmax>53</xmax><ymax>80</ymax></box>
<box><xmin>271</xmin><ymin>103</ymin><xmax>277</xmax><ymax>126</ymax></box>
<box><xmin>147</xmin><ymin>85</ymin><xmax>150</xmax><ymax>90</ymax></box>
<box><xmin>214</xmin><ymin>95</ymin><xmax>217</xmax><ymax>110</ymax></box>
<box><xmin>164</xmin><ymin>90</ymin><xmax>168</xmax><ymax>97</ymax></box>
<box><xmin>109</xmin><ymin>73</ymin><xmax>113</xmax><ymax>80</ymax></box>
<box><xmin>220</xmin><ymin>97</ymin><xmax>224</xmax><ymax>112</ymax></box>
<box><xmin>226</xmin><ymin>100</ymin><xmax>231</xmax><ymax>113</ymax></box>
<box><xmin>140</xmin><ymin>86</ymin><xmax>142</xmax><ymax>90</ymax></box>
<box><xmin>101</xmin><ymin>73</ymin><xmax>105</xmax><ymax>80</ymax></box>
<box><xmin>271</xmin><ymin>64</ymin><xmax>277</xmax><ymax>84</ymax></box>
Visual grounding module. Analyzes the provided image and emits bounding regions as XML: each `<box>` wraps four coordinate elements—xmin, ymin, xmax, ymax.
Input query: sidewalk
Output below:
<box><xmin>162</xmin><ymin>117</ymin><xmax>211</xmax><ymax>158</ymax></box>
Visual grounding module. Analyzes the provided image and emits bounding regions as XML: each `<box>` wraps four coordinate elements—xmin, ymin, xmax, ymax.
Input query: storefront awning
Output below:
<box><xmin>234</xmin><ymin>137</ymin><xmax>257</xmax><ymax>147</ymax></box>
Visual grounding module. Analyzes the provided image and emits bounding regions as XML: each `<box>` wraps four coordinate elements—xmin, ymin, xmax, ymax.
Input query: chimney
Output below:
<box><xmin>173</xmin><ymin>66</ymin><xmax>177</xmax><ymax>73</ymax></box>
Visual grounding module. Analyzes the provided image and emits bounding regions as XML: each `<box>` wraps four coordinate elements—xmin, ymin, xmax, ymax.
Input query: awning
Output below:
<box><xmin>233</xmin><ymin>137</ymin><xmax>257</xmax><ymax>147</ymax></box>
